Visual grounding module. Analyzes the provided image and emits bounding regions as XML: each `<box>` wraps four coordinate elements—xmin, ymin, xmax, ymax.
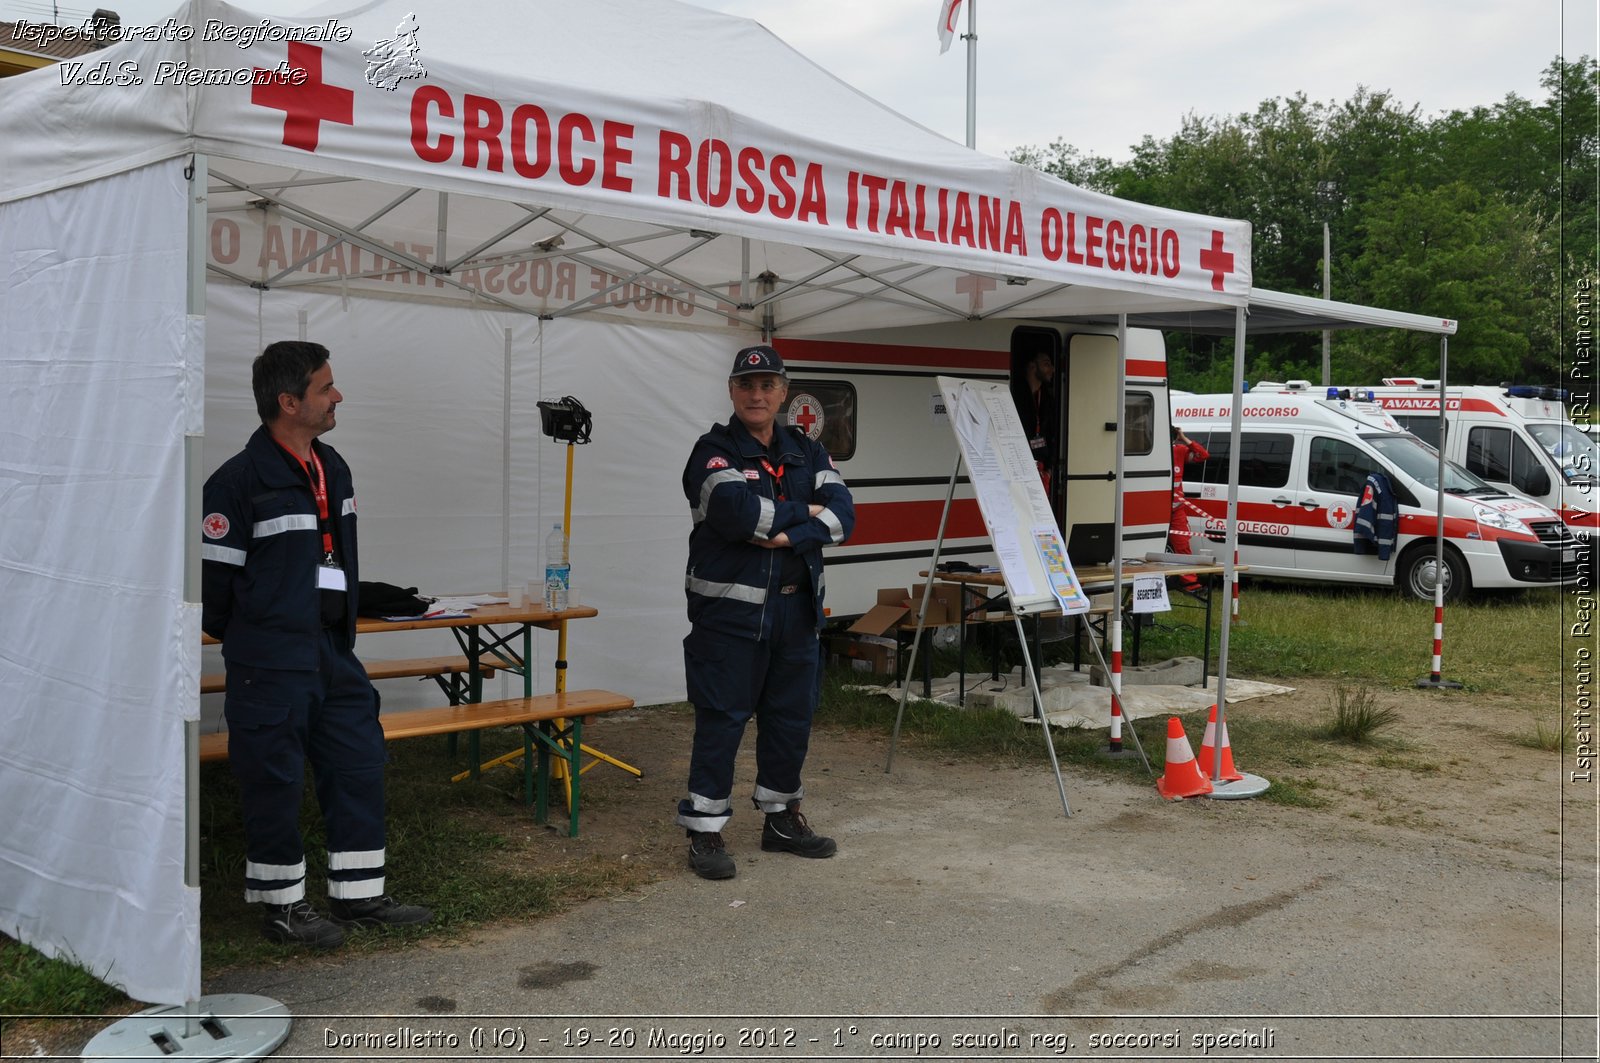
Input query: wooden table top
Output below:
<box><xmin>922</xmin><ymin>559</ymin><xmax>1242</xmax><ymax>589</ymax></box>
<box><xmin>202</xmin><ymin>599</ymin><xmax>599</xmax><ymax>645</ymax></box>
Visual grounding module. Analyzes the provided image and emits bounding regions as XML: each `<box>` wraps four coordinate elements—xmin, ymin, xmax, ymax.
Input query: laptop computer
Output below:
<box><xmin>1066</xmin><ymin>522</ymin><xmax>1116</xmax><ymax>566</ymax></box>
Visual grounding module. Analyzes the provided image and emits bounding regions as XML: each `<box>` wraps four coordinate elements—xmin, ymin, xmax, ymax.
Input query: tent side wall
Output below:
<box><xmin>0</xmin><ymin>160</ymin><xmax>200</xmax><ymax>1004</ymax></box>
<box><xmin>197</xmin><ymin>286</ymin><xmax>718</xmax><ymax>715</ymax></box>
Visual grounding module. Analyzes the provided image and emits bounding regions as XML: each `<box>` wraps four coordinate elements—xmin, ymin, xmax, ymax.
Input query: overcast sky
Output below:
<box><xmin>7</xmin><ymin>0</ymin><xmax>1596</xmax><ymax>160</ymax></box>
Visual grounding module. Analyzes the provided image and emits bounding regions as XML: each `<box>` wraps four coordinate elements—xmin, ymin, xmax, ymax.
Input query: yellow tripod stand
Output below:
<box><xmin>457</xmin><ymin>437</ymin><xmax>641</xmax><ymax>801</ymax></box>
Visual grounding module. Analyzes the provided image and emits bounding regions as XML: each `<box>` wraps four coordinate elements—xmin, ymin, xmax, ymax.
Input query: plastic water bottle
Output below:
<box><xmin>544</xmin><ymin>522</ymin><xmax>570</xmax><ymax>610</ymax></box>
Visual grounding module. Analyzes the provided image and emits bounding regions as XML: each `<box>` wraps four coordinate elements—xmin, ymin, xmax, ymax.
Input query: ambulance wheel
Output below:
<box><xmin>1398</xmin><ymin>544</ymin><xmax>1468</xmax><ymax>602</ymax></box>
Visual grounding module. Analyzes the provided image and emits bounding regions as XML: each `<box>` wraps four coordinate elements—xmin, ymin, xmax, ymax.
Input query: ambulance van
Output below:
<box><xmin>772</xmin><ymin>321</ymin><xmax>1175</xmax><ymax>618</ymax></box>
<box><xmin>1170</xmin><ymin>390</ymin><xmax>1579</xmax><ymax>600</ymax></box>
<box><xmin>1254</xmin><ymin>379</ymin><xmax>1598</xmax><ymax>540</ymax></box>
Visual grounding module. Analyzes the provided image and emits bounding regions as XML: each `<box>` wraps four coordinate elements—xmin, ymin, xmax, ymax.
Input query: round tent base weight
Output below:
<box><xmin>1205</xmin><ymin>772</ymin><xmax>1271</xmax><ymax>800</ymax></box>
<box><xmin>80</xmin><ymin>994</ymin><xmax>289</xmax><ymax>1061</ymax></box>
<box><xmin>1415</xmin><ymin>676</ymin><xmax>1465</xmax><ymax>690</ymax></box>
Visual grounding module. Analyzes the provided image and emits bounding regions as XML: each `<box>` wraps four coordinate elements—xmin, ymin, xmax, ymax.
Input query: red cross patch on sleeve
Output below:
<box><xmin>706</xmin><ymin>456</ymin><xmax>729</xmax><ymax>469</ymax></box>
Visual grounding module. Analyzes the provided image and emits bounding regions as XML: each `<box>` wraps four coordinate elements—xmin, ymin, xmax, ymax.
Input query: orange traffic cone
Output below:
<box><xmin>1195</xmin><ymin>704</ymin><xmax>1245</xmax><ymax>782</ymax></box>
<box><xmin>1156</xmin><ymin>716</ymin><xmax>1213</xmax><ymax>800</ymax></box>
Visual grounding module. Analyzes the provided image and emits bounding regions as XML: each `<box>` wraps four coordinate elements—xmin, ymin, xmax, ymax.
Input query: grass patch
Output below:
<box><xmin>1132</xmin><ymin>582</ymin><xmax>1562</xmax><ymax>695</ymax></box>
<box><xmin>1322</xmin><ymin>683</ymin><xmax>1401</xmax><ymax>743</ymax></box>
<box><xmin>195</xmin><ymin>737</ymin><xmax>656</xmax><ymax>973</ymax></box>
<box><xmin>0</xmin><ymin>939</ymin><xmax>124</xmax><ymax>1017</ymax></box>
<box><xmin>1518</xmin><ymin>717</ymin><xmax>1573</xmax><ymax>752</ymax></box>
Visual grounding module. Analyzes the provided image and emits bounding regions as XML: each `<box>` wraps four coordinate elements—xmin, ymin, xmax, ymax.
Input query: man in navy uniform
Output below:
<box><xmin>677</xmin><ymin>345</ymin><xmax>855</xmax><ymax>880</ymax></box>
<box><xmin>201</xmin><ymin>341</ymin><xmax>430</xmax><ymax>947</ymax></box>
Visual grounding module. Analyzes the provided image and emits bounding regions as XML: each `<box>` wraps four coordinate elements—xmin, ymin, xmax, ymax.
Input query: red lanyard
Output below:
<box><xmin>279</xmin><ymin>442</ymin><xmax>336</xmax><ymax>557</ymax></box>
<box><xmin>760</xmin><ymin>457</ymin><xmax>786</xmax><ymax>500</ymax></box>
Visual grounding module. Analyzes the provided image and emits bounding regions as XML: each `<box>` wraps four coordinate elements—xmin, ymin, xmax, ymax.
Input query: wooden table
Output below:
<box><xmin>203</xmin><ymin>601</ymin><xmax>599</xmax><ymax>700</ymax></box>
<box><xmin>917</xmin><ymin>560</ymin><xmax>1243</xmax><ymax>697</ymax></box>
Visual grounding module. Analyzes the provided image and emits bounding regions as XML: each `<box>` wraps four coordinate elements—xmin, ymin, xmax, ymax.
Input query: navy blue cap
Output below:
<box><xmin>730</xmin><ymin>344</ymin><xmax>785</xmax><ymax>378</ymax></box>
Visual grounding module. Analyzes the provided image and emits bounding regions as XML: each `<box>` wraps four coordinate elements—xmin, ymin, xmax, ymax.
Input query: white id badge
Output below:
<box><xmin>317</xmin><ymin>564</ymin><xmax>347</xmax><ymax>592</ymax></box>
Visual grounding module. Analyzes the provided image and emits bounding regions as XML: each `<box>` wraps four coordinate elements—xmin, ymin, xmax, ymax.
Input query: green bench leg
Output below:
<box><xmin>529</xmin><ymin>717</ymin><xmax>586</xmax><ymax>837</ymax></box>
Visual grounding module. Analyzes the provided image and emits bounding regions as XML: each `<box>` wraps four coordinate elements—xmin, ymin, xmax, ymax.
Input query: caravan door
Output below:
<box><xmin>1062</xmin><ymin>333</ymin><xmax>1119</xmax><ymax>533</ymax></box>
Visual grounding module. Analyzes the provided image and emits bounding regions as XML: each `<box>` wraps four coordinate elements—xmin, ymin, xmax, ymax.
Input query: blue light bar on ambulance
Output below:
<box><xmin>1503</xmin><ymin>384</ymin><xmax>1569</xmax><ymax>401</ymax></box>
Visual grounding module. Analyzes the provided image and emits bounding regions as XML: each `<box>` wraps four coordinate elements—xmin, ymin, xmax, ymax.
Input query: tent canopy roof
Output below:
<box><xmin>1</xmin><ymin>0</ymin><xmax>1258</xmax><ymax>335</ymax></box>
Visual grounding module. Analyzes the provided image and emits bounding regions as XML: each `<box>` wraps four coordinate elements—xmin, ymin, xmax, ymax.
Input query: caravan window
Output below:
<box><xmin>783</xmin><ymin>380</ymin><xmax>857</xmax><ymax>460</ymax></box>
<box><xmin>1187</xmin><ymin>432</ymin><xmax>1292</xmax><ymax>488</ymax></box>
<box><xmin>1124</xmin><ymin>391</ymin><xmax>1155</xmax><ymax>455</ymax></box>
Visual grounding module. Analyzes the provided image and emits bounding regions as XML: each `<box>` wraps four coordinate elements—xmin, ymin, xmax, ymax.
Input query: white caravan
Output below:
<box><xmin>1254</xmin><ymin>379</ymin><xmax>1598</xmax><ymax>541</ymax></box>
<box><xmin>1170</xmin><ymin>390</ymin><xmax>1579</xmax><ymax>600</ymax></box>
<box><xmin>773</xmin><ymin>321</ymin><xmax>1175</xmax><ymax>618</ymax></box>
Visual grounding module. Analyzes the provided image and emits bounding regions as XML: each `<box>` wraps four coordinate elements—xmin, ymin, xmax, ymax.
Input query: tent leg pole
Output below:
<box><xmin>886</xmin><ymin>455</ymin><xmax>960</xmax><ymax>772</ymax></box>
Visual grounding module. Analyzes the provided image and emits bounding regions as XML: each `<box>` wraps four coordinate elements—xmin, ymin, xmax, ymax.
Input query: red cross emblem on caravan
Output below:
<box><xmin>252</xmin><ymin>42</ymin><xmax>354</xmax><ymax>152</ymax></box>
<box><xmin>793</xmin><ymin>402</ymin><xmax>818</xmax><ymax>433</ymax></box>
<box><xmin>1199</xmin><ymin>229</ymin><xmax>1235</xmax><ymax>292</ymax></box>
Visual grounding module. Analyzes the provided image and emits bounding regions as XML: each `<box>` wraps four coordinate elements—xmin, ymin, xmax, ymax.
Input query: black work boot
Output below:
<box><xmin>687</xmin><ymin>830</ymin><xmax>736</xmax><ymax>880</ymax></box>
<box><xmin>761</xmin><ymin>801</ymin><xmax>837</xmax><ymax>858</ymax></box>
<box><xmin>328</xmin><ymin>895</ymin><xmax>433</xmax><ymax>928</ymax></box>
<box><xmin>262</xmin><ymin>900</ymin><xmax>346</xmax><ymax>948</ymax></box>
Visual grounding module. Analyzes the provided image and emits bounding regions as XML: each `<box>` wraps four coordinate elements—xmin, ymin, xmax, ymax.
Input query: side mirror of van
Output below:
<box><xmin>1521</xmin><ymin>468</ymin><xmax>1552</xmax><ymax>497</ymax></box>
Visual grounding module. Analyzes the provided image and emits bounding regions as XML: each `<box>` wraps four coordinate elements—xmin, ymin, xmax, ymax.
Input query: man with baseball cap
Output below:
<box><xmin>676</xmin><ymin>344</ymin><xmax>855</xmax><ymax>879</ymax></box>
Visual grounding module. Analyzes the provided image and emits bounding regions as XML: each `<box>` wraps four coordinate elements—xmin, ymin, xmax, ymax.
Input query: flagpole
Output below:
<box><xmin>964</xmin><ymin>0</ymin><xmax>976</xmax><ymax>148</ymax></box>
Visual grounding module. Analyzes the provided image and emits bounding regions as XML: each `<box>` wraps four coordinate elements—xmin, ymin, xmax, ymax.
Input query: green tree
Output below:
<box><xmin>1343</xmin><ymin>181</ymin><xmax>1540</xmax><ymax>382</ymax></box>
<box><xmin>1009</xmin><ymin>58</ymin><xmax>1595</xmax><ymax>387</ymax></box>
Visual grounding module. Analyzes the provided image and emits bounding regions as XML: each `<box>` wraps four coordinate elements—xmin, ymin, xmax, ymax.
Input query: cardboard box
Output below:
<box><xmin>847</xmin><ymin>587</ymin><xmax>912</xmax><ymax>636</ymax></box>
<box><xmin>827</xmin><ymin>633</ymin><xmax>898</xmax><ymax>675</ymax></box>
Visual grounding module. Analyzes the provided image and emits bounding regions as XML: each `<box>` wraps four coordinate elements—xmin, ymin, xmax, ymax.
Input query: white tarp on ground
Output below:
<box><xmin>0</xmin><ymin>0</ymin><xmax>1255</xmax><ymax>1008</ymax></box>
<box><xmin>0</xmin><ymin>160</ymin><xmax>201</xmax><ymax>1004</ymax></box>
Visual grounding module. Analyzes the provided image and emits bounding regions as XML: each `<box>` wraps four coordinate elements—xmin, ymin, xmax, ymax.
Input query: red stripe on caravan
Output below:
<box><xmin>850</xmin><ymin>498</ymin><xmax>987</xmax><ymax>546</ymax></box>
<box><xmin>1124</xmin><ymin>489</ymin><xmax>1172</xmax><ymax>527</ymax></box>
<box><xmin>775</xmin><ymin>338</ymin><xmax>1008</xmax><ymax>372</ymax></box>
<box><xmin>1126</xmin><ymin>358</ymin><xmax>1167</xmax><ymax>378</ymax></box>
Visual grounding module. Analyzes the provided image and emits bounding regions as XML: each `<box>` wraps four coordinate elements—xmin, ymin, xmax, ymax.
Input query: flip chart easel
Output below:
<box><xmin>884</xmin><ymin>377</ymin><xmax>1150</xmax><ymax>816</ymax></box>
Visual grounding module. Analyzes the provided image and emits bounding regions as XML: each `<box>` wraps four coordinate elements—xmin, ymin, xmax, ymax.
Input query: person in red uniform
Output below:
<box><xmin>1169</xmin><ymin>426</ymin><xmax>1209</xmax><ymax>593</ymax></box>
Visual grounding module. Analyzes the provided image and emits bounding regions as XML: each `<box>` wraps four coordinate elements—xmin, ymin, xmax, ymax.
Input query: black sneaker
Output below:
<box><xmin>328</xmin><ymin>895</ymin><xmax>433</xmax><ymax>928</ymax></box>
<box><xmin>761</xmin><ymin>802</ymin><xmax>837</xmax><ymax>859</ymax></box>
<box><xmin>687</xmin><ymin>831</ymin><xmax>736</xmax><ymax>880</ymax></box>
<box><xmin>262</xmin><ymin>900</ymin><xmax>346</xmax><ymax>948</ymax></box>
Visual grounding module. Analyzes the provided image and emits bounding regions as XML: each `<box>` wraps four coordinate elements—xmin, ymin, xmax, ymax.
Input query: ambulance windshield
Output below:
<box><xmin>1365</xmin><ymin>434</ymin><xmax>1493</xmax><ymax>495</ymax></box>
<box><xmin>1527</xmin><ymin>422</ymin><xmax>1596</xmax><ymax>484</ymax></box>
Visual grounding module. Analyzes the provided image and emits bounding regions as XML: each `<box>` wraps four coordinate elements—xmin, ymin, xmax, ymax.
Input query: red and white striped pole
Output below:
<box><xmin>1108</xmin><ymin>615</ymin><xmax>1124</xmax><ymax>752</ymax></box>
<box><xmin>1231</xmin><ymin>546</ymin><xmax>1241</xmax><ymax>621</ymax></box>
<box><xmin>1417</xmin><ymin>335</ymin><xmax>1462</xmax><ymax>690</ymax></box>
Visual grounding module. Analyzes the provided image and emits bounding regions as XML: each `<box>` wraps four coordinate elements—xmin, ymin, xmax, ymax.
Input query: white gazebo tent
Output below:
<box><xmin>0</xmin><ymin>0</ymin><xmax>1258</xmax><ymax>1019</ymax></box>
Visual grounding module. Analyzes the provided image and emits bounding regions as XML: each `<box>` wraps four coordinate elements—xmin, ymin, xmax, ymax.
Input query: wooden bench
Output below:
<box><xmin>199</xmin><ymin>688</ymin><xmax>634</xmax><ymax>836</ymax></box>
<box><xmin>201</xmin><ymin>655</ymin><xmax>499</xmax><ymax>700</ymax></box>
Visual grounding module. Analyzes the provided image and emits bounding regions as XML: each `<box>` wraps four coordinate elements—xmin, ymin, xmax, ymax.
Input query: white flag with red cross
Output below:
<box><xmin>937</xmin><ymin>0</ymin><xmax>963</xmax><ymax>54</ymax></box>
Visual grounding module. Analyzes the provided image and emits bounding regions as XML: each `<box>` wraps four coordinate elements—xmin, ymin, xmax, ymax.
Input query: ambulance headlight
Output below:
<box><xmin>1473</xmin><ymin>504</ymin><xmax>1531</xmax><ymax>535</ymax></box>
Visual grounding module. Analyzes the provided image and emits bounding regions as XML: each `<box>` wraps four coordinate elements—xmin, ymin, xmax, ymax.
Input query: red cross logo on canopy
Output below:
<box><xmin>252</xmin><ymin>42</ymin><xmax>354</xmax><ymax>152</ymax></box>
<box><xmin>1199</xmin><ymin>230</ymin><xmax>1236</xmax><ymax>293</ymax></box>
